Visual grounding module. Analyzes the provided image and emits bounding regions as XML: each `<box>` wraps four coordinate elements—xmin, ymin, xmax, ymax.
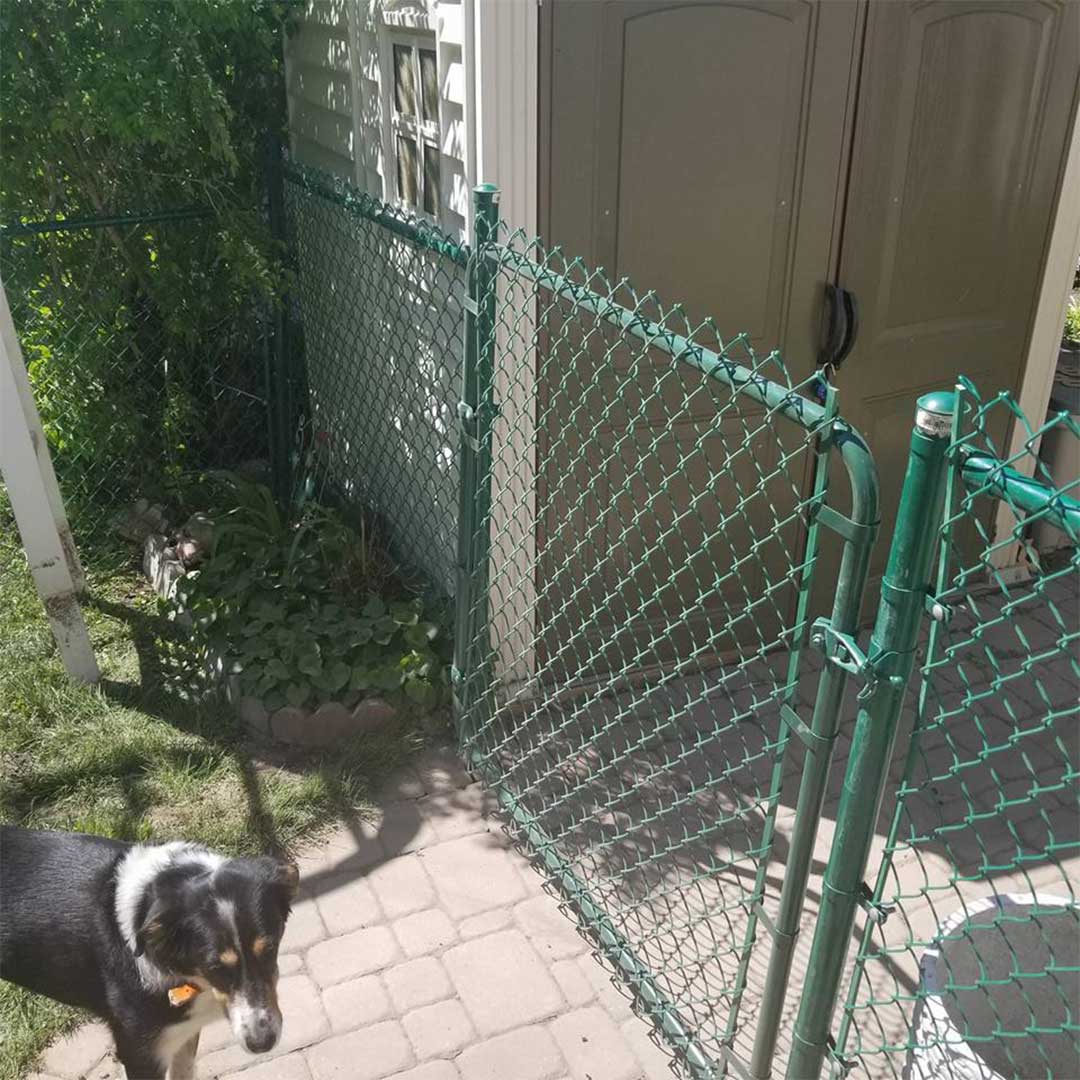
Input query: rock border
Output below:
<box><xmin>142</xmin><ymin>531</ymin><xmax>396</xmax><ymax>748</ymax></box>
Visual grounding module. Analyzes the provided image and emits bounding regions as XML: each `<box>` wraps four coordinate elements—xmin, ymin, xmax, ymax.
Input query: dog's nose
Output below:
<box><xmin>244</xmin><ymin>1013</ymin><xmax>280</xmax><ymax>1054</ymax></box>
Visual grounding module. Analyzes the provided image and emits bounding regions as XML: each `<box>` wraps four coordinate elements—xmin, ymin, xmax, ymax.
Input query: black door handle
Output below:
<box><xmin>819</xmin><ymin>284</ymin><xmax>845</xmax><ymax>369</ymax></box>
<box><xmin>835</xmin><ymin>287</ymin><xmax>858</xmax><ymax>368</ymax></box>
<box><xmin>818</xmin><ymin>284</ymin><xmax>859</xmax><ymax>372</ymax></box>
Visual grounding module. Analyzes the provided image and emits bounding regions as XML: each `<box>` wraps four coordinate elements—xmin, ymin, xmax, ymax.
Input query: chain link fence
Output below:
<box><xmin>451</xmin><ymin>204</ymin><xmax>883</xmax><ymax>1075</ymax></box>
<box><xmin>1</xmin><ymin>210</ymin><xmax>273</xmax><ymax>626</ymax></box>
<box><xmin>828</xmin><ymin>382</ymin><xmax>1079</xmax><ymax>1080</ymax></box>
<box><xmin>281</xmin><ymin>164</ymin><xmax>467</xmax><ymax>599</ymax></box>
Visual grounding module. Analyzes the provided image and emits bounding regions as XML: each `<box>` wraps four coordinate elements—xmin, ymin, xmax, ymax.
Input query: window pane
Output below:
<box><xmin>423</xmin><ymin>143</ymin><xmax>439</xmax><ymax>216</ymax></box>
<box><xmin>420</xmin><ymin>49</ymin><xmax>438</xmax><ymax>123</ymax></box>
<box><xmin>393</xmin><ymin>44</ymin><xmax>415</xmax><ymax>117</ymax></box>
<box><xmin>397</xmin><ymin>135</ymin><xmax>418</xmax><ymax>207</ymax></box>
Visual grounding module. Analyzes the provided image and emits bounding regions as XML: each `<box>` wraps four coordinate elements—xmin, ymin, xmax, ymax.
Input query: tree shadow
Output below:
<box><xmin>85</xmin><ymin>594</ymin><xmax>425</xmax><ymax>866</ymax></box>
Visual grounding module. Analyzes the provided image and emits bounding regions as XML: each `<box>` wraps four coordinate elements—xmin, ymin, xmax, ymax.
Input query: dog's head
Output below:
<box><xmin>134</xmin><ymin>854</ymin><xmax>299</xmax><ymax>1053</ymax></box>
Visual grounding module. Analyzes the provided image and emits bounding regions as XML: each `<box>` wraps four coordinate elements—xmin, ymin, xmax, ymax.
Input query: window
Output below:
<box><xmin>389</xmin><ymin>37</ymin><xmax>440</xmax><ymax>218</ymax></box>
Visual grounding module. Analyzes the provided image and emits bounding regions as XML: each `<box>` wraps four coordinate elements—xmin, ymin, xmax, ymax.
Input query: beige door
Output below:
<box><xmin>831</xmin><ymin>0</ymin><xmax>1080</xmax><ymax>584</ymax></box>
<box><xmin>537</xmin><ymin>0</ymin><xmax>862</xmax><ymax>680</ymax></box>
<box><xmin>540</xmin><ymin>0</ymin><xmax>1080</xmax><ymax>672</ymax></box>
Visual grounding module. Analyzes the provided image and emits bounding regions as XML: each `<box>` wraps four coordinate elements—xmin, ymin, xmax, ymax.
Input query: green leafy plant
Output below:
<box><xmin>1063</xmin><ymin>299</ymin><xmax>1080</xmax><ymax>347</ymax></box>
<box><xmin>171</xmin><ymin>475</ymin><xmax>446</xmax><ymax>714</ymax></box>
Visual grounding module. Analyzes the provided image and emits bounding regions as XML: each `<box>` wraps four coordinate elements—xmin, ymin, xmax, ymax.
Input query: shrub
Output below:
<box><xmin>170</xmin><ymin>475</ymin><xmax>447</xmax><ymax>713</ymax></box>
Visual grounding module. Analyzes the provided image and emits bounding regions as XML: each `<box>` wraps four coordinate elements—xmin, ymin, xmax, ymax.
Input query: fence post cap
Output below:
<box><xmin>916</xmin><ymin>390</ymin><xmax>956</xmax><ymax>416</ymax></box>
<box><xmin>915</xmin><ymin>390</ymin><xmax>956</xmax><ymax>437</ymax></box>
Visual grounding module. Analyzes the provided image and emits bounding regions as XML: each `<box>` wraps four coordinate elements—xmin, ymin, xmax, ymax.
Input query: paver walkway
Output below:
<box><xmin>36</xmin><ymin>748</ymin><xmax>676</xmax><ymax>1080</ymax></box>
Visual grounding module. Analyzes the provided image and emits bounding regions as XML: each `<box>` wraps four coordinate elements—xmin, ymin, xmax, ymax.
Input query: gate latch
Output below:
<box><xmin>811</xmin><ymin>617</ymin><xmax>868</xmax><ymax>678</ymax></box>
<box><xmin>810</xmin><ymin>617</ymin><xmax>880</xmax><ymax>700</ymax></box>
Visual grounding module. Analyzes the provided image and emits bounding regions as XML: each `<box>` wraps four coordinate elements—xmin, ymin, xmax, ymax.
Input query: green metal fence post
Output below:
<box><xmin>785</xmin><ymin>391</ymin><xmax>956</xmax><ymax>1080</ymax></box>
<box><xmin>263</xmin><ymin>131</ymin><xmax>292</xmax><ymax>506</ymax></box>
<box><xmin>746</xmin><ymin>402</ymin><xmax>879</xmax><ymax>1079</ymax></box>
<box><xmin>452</xmin><ymin>184</ymin><xmax>500</xmax><ymax>741</ymax></box>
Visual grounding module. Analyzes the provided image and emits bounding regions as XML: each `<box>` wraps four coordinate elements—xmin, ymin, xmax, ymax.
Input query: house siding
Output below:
<box><xmin>286</xmin><ymin>0</ymin><xmax>470</xmax><ymax>240</ymax></box>
<box><xmin>283</xmin><ymin>1</ymin><xmax>469</xmax><ymax>597</ymax></box>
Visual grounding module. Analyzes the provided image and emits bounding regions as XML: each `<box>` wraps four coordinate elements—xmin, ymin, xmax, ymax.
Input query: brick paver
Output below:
<box><xmin>401</xmin><ymin>999</ymin><xmax>474</xmax><ymax>1060</ymax></box>
<box><xmin>37</xmin><ymin>748</ymin><xmax>675</xmax><ymax>1080</ymax></box>
<box><xmin>306</xmin><ymin>925</ymin><xmax>400</xmax><ymax>987</ymax></box>
<box><xmin>551</xmin><ymin>1007</ymin><xmax>642</xmax><ymax>1080</ymax></box>
<box><xmin>385</xmin><ymin>957</ymin><xmax>452</xmax><ymax>1013</ymax></box>
<box><xmin>443</xmin><ymin>930</ymin><xmax>563</xmax><ymax>1036</ymax></box>
<box><xmin>456</xmin><ymin>1027</ymin><xmax>564</xmax><ymax>1080</ymax></box>
<box><xmin>391</xmin><ymin>907</ymin><xmax>458</xmax><ymax>958</ymax></box>
<box><xmin>305</xmin><ymin>1020</ymin><xmax>414</xmax><ymax>1080</ymax></box>
<box><xmin>321</xmin><ymin>974</ymin><xmax>393</xmax><ymax>1033</ymax></box>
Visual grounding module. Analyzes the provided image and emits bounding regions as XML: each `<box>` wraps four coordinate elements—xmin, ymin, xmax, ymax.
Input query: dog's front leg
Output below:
<box><xmin>166</xmin><ymin>1032</ymin><xmax>199</xmax><ymax>1080</ymax></box>
<box><xmin>113</xmin><ymin>1031</ymin><xmax>166</xmax><ymax>1080</ymax></box>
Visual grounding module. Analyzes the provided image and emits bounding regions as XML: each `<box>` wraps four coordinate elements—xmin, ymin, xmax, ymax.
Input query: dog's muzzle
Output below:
<box><xmin>228</xmin><ymin>994</ymin><xmax>282</xmax><ymax>1054</ymax></box>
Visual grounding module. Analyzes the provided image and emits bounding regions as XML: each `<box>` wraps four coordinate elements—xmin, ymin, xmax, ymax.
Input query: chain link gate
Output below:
<box><xmin>451</xmin><ymin>188</ymin><xmax>881</xmax><ymax>1077</ymax></box>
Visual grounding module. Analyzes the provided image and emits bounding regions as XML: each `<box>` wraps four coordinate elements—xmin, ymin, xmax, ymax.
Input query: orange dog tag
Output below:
<box><xmin>168</xmin><ymin>984</ymin><xmax>200</xmax><ymax>1007</ymax></box>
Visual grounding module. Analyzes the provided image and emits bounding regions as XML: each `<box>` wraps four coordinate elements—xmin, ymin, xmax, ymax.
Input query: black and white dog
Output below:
<box><xmin>0</xmin><ymin>825</ymin><xmax>298</xmax><ymax>1079</ymax></box>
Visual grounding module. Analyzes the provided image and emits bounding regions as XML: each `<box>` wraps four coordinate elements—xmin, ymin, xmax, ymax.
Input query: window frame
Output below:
<box><xmin>381</xmin><ymin>27</ymin><xmax>441</xmax><ymax>223</ymax></box>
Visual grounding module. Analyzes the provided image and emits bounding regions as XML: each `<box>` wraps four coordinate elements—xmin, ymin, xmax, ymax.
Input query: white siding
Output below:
<box><xmin>286</xmin><ymin>0</ymin><xmax>470</xmax><ymax>240</ymax></box>
<box><xmin>286</xmin><ymin>1</ymin><xmax>356</xmax><ymax>179</ymax></box>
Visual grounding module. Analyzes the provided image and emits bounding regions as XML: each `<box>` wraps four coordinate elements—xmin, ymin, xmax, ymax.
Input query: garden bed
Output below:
<box><xmin>127</xmin><ymin>473</ymin><xmax>450</xmax><ymax>749</ymax></box>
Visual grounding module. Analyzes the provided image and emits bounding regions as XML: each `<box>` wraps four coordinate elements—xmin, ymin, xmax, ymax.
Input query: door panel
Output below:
<box><xmin>834</xmin><ymin>0</ymin><xmax>1080</xmax><ymax>581</ymax></box>
<box><xmin>539</xmin><ymin>0</ymin><xmax>861</xmax><ymax>677</ymax></box>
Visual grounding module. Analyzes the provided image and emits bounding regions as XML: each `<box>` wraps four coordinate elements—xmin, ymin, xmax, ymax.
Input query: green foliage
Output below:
<box><xmin>1</xmin><ymin>0</ymin><xmax>299</xmax><ymax>532</ymax></box>
<box><xmin>1063</xmin><ymin>298</ymin><xmax>1080</xmax><ymax>347</ymax></box>
<box><xmin>171</xmin><ymin>476</ymin><xmax>447</xmax><ymax>713</ymax></box>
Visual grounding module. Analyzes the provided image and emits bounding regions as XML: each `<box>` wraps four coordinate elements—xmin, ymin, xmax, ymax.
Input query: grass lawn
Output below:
<box><xmin>0</xmin><ymin>528</ymin><xmax>427</xmax><ymax>1080</ymax></box>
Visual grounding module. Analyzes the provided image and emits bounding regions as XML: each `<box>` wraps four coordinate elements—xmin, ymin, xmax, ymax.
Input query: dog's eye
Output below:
<box><xmin>251</xmin><ymin>935</ymin><xmax>277</xmax><ymax>960</ymax></box>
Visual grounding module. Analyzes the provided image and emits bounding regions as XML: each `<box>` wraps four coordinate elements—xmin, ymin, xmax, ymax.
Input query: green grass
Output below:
<box><xmin>0</xmin><ymin>528</ymin><xmax>428</xmax><ymax>1080</ymax></box>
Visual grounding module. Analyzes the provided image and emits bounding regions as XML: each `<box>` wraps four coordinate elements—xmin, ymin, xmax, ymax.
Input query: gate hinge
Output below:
<box><xmin>857</xmin><ymin>881</ymin><xmax>896</xmax><ymax>925</ymax></box>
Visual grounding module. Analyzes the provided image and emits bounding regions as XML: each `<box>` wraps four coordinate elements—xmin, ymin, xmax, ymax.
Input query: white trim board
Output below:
<box><xmin>0</xmin><ymin>277</ymin><xmax>99</xmax><ymax>683</ymax></box>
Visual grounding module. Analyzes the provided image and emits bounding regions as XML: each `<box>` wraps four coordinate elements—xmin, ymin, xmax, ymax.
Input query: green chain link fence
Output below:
<box><xmin>1</xmin><ymin>210</ymin><xmax>273</xmax><ymax>619</ymax></box>
<box><xmin>277</xmin><ymin>161</ymin><xmax>1079</xmax><ymax>1078</ymax></box>
<box><xmin>815</xmin><ymin>381</ymin><xmax>1079</xmax><ymax>1080</ymax></box>
<box><xmin>281</xmin><ymin>163</ymin><xmax>468</xmax><ymax>600</ymax></box>
<box><xmin>279</xmin><ymin>162</ymin><xmax>885</xmax><ymax>1076</ymax></box>
<box><xmin>454</xmin><ymin>192</ymin><xmax>888</xmax><ymax>1079</ymax></box>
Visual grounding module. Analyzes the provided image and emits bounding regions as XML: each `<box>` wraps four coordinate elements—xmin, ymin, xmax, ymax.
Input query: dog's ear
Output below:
<box><xmin>134</xmin><ymin>896</ymin><xmax>170</xmax><ymax>958</ymax></box>
<box><xmin>276</xmin><ymin>860</ymin><xmax>300</xmax><ymax>900</ymax></box>
<box><xmin>273</xmin><ymin>860</ymin><xmax>300</xmax><ymax>907</ymax></box>
<box><xmin>255</xmin><ymin>856</ymin><xmax>300</xmax><ymax>915</ymax></box>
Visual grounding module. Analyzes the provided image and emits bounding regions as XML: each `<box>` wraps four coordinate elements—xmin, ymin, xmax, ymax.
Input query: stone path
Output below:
<box><xmin>36</xmin><ymin>749</ymin><xmax>677</xmax><ymax>1080</ymax></box>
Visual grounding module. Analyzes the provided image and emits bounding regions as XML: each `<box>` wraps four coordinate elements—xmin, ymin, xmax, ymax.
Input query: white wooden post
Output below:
<box><xmin>0</xmin><ymin>276</ymin><xmax>99</xmax><ymax>683</ymax></box>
